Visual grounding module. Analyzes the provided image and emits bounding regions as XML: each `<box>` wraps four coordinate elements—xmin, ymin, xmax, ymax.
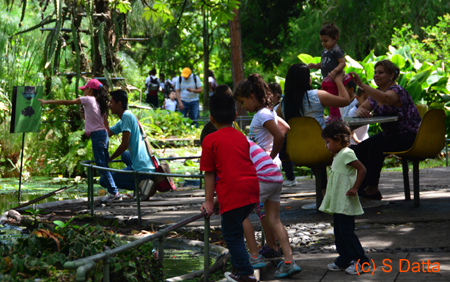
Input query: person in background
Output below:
<box><xmin>162</xmin><ymin>91</ymin><xmax>177</xmax><ymax>112</ymax></box>
<box><xmin>175</xmin><ymin>67</ymin><xmax>203</xmax><ymax>127</ymax></box>
<box><xmin>200</xmin><ymin>88</ymin><xmax>259</xmax><ymax>282</ymax></box>
<box><xmin>319</xmin><ymin>121</ymin><xmax>369</xmax><ymax>275</ymax></box>
<box><xmin>348</xmin><ymin>88</ymin><xmax>369</xmax><ymax>145</ymax></box>
<box><xmin>208</xmin><ymin>69</ymin><xmax>217</xmax><ymax>97</ymax></box>
<box><xmin>268</xmin><ymin>83</ymin><xmax>282</xmax><ymax>112</ymax></box>
<box><xmin>38</xmin><ymin>79</ymin><xmax>118</xmax><ymax>202</ymax></box>
<box><xmin>339</xmin><ymin>80</ymin><xmax>358</xmax><ymax>119</ymax></box>
<box><xmin>349</xmin><ymin>60</ymin><xmax>421</xmax><ymax>200</ymax></box>
<box><xmin>145</xmin><ymin>69</ymin><xmax>162</xmax><ymax>108</ymax></box>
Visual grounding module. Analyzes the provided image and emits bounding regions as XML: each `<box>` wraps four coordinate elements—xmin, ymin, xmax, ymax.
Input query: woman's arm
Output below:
<box><xmin>348</xmin><ymin>72</ymin><xmax>400</xmax><ymax>106</ymax></box>
<box><xmin>264</xmin><ymin>119</ymin><xmax>285</xmax><ymax>159</ymax></box>
<box><xmin>346</xmin><ymin>159</ymin><xmax>366</xmax><ymax>196</ymax></box>
<box><xmin>38</xmin><ymin>98</ymin><xmax>81</xmax><ymax>106</ymax></box>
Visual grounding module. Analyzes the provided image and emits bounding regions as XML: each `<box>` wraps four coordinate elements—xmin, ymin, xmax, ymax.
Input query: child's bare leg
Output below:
<box><xmin>264</xmin><ymin>200</ymin><xmax>293</xmax><ymax>261</ymax></box>
<box><xmin>260</xmin><ymin>217</ymin><xmax>279</xmax><ymax>251</ymax></box>
<box><xmin>243</xmin><ymin>217</ymin><xmax>259</xmax><ymax>257</ymax></box>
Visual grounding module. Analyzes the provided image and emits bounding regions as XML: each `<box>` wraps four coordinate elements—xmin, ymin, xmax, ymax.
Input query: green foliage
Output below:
<box><xmin>0</xmin><ymin>224</ymin><xmax>163</xmax><ymax>281</ymax></box>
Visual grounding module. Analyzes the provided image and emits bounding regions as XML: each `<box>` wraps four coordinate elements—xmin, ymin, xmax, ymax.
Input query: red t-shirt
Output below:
<box><xmin>200</xmin><ymin>127</ymin><xmax>260</xmax><ymax>214</ymax></box>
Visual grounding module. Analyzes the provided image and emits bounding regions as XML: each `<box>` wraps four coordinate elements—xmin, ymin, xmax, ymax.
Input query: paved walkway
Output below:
<box><xmin>33</xmin><ymin>166</ymin><xmax>450</xmax><ymax>281</ymax></box>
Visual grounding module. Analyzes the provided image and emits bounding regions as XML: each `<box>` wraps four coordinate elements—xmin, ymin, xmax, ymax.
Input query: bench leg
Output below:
<box><xmin>314</xmin><ymin>166</ymin><xmax>327</xmax><ymax>212</ymax></box>
<box><xmin>413</xmin><ymin>160</ymin><xmax>420</xmax><ymax>207</ymax></box>
<box><xmin>401</xmin><ymin>158</ymin><xmax>410</xmax><ymax>201</ymax></box>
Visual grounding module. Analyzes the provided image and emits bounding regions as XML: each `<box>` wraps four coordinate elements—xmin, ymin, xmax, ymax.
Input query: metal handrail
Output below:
<box><xmin>80</xmin><ymin>157</ymin><xmax>204</xmax><ymax>226</ymax></box>
<box><xmin>64</xmin><ymin>212</ymin><xmax>210</xmax><ymax>282</ymax></box>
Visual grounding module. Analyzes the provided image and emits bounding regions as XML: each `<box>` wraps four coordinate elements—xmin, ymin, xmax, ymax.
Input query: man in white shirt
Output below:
<box><xmin>175</xmin><ymin>67</ymin><xmax>203</xmax><ymax>127</ymax></box>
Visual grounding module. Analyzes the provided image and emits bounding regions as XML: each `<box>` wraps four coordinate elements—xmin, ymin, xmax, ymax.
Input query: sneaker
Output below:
<box><xmin>345</xmin><ymin>260</ymin><xmax>363</xmax><ymax>275</ymax></box>
<box><xmin>282</xmin><ymin>179</ymin><xmax>297</xmax><ymax>187</ymax></box>
<box><xmin>274</xmin><ymin>261</ymin><xmax>302</xmax><ymax>278</ymax></box>
<box><xmin>259</xmin><ymin>245</ymin><xmax>282</xmax><ymax>258</ymax></box>
<box><xmin>224</xmin><ymin>272</ymin><xmax>257</xmax><ymax>282</ymax></box>
<box><xmin>249</xmin><ymin>254</ymin><xmax>265</xmax><ymax>269</ymax></box>
<box><xmin>101</xmin><ymin>193</ymin><xmax>122</xmax><ymax>203</ymax></box>
<box><xmin>139</xmin><ymin>179</ymin><xmax>155</xmax><ymax>201</ymax></box>
<box><xmin>328</xmin><ymin>262</ymin><xmax>345</xmax><ymax>271</ymax></box>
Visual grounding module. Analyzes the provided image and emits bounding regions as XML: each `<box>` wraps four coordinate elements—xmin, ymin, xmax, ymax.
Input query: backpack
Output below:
<box><xmin>148</xmin><ymin>76</ymin><xmax>159</xmax><ymax>91</ymax></box>
<box><xmin>179</xmin><ymin>74</ymin><xmax>198</xmax><ymax>90</ymax></box>
<box><xmin>164</xmin><ymin>80</ymin><xmax>174</xmax><ymax>98</ymax></box>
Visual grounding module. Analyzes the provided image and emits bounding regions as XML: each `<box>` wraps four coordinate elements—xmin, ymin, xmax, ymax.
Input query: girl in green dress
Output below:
<box><xmin>319</xmin><ymin>121</ymin><xmax>370</xmax><ymax>275</ymax></box>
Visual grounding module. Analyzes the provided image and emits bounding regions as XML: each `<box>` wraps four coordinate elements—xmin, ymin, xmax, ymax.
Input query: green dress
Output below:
<box><xmin>319</xmin><ymin>147</ymin><xmax>364</xmax><ymax>216</ymax></box>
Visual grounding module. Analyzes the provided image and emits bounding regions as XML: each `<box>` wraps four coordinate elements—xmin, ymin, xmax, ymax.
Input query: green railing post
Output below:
<box><xmin>88</xmin><ymin>165</ymin><xmax>94</xmax><ymax>215</ymax></box>
<box><xmin>158</xmin><ymin>236</ymin><xmax>164</xmax><ymax>269</ymax></box>
<box><xmin>103</xmin><ymin>253</ymin><xmax>110</xmax><ymax>282</ymax></box>
<box><xmin>204</xmin><ymin>216</ymin><xmax>210</xmax><ymax>281</ymax></box>
<box><xmin>134</xmin><ymin>172</ymin><xmax>141</xmax><ymax>227</ymax></box>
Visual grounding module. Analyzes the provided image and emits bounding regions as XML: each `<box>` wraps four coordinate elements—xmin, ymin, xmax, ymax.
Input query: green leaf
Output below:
<box><xmin>53</xmin><ymin>220</ymin><xmax>66</xmax><ymax>228</ymax></box>
<box><xmin>345</xmin><ymin>55</ymin><xmax>363</xmax><ymax>69</ymax></box>
<box><xmin>391</xmin><ymin>54</ymin><xmax>406</xmax><ymax>69</ymax></box>
<box><xmin>297</xmin><ymin>53</ymin><xmax>314</xmax><ymax>64</ymax></box>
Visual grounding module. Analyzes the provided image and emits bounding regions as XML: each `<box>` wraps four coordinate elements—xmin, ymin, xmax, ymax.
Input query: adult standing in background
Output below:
<box><xmin>176</xmin><ymin>67</ymin><xmax>203</xmax><ymax>127</ymax></box>
<box><xmin>145</xmin><ymin>69</ymin><xmax>162</xmax><ymax>108</ymax></box>
<box><xmin>208</xmin><ymin>69</ymin><xmax>217</xmax><ymax>96</ymax></box>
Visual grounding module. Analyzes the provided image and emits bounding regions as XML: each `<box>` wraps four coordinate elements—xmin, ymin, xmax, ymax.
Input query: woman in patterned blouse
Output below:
<box><xmin>348</xmin><ymin>60</ymin><xmax>422</xmax><ymax>200</ymax></box>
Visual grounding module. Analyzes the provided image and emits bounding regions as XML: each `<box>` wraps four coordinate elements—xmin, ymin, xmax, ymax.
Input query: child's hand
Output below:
<box><xmin>346</xmin><ymin>187</ymin><xmax>358</xmax><ymax>196</ymax></box>
<box><xmin>307</xmin><ymin>63</ymin><xmax>315</xmax><ymax>69</ymax></box>
<box><xmin>328</xmin><ymin>70</ymin><xmax>337</xmax><ymax>80</ymax></box>
<box><xmin>200</xmin><ymin>201</ymin><xmax>214</xmax><ymax>217</ymax></box>
<box><xmin>38</xmin><ymin>99</ymin><xmax>46</xmax><ymax>106</ymax></box>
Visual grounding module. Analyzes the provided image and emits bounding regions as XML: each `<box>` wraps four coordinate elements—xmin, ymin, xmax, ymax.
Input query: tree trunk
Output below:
<box><xmin>203</xmin><ymin>5</ymin><xmax>209</xmax><ymax>112</ymax></box>
<box><xmin>229</xmin><ymin>8</ymin><xmax>247</xmax><ymax>118</ymax></box>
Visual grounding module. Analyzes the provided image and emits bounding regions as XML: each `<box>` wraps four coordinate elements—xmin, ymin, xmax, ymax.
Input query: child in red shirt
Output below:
<box><xmin>200</xmin><ymin>85</ymin><xmax>260</xmax><ymax>282</ymax></box>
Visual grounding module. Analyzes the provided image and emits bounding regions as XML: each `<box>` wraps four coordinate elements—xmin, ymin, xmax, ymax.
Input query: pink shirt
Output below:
<box><xmin>79</xmin><ymin>96</ymin><xmax>105</xmax><ymax>135</ymax></box>
<box><xmin>248</xmin><ymin>141</ymin><xmax>283</xmax><ymax>183</ymax></box>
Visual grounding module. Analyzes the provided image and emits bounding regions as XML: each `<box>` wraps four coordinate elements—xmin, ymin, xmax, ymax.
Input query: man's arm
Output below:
<box><xmin>186</xmin><ymin>86</ymin><xmax>203</xmax><ymax>93</ymax></box>
<box><xmin>176</xmin><ymin>89</ymin><xmax>184</xmax><ymax>111</ymax></box>
<box><xmin>109</xmin><ymin>131</ymin><xmax>130</xmax><ymax>162</ymax></box>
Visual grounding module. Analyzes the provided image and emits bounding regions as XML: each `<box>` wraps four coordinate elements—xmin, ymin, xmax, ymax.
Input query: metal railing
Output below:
<box><xmin>64</xmin><ymin>211</ymin><xmax>210</xmax><ymax>282</ymax></box>
<box><xmin>80</xmin><ymin>156</ymin><xmax>203</xmax><ymax>226</ymax></box>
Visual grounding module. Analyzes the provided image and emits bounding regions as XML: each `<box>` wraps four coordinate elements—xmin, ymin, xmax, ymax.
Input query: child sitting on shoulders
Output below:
<box><xmin>200</xmin><ymin>85</ymin><xmax>260</xmax><ymax>282</ymax></box>
<box><xmin>308</xmin><ymin>23</ymin><xmax>352</xmax><ymax>123</ymax></box>
<box><xmin>319</xmin><ymin>121</ymin><xmax>369</xmax><ymax>275</ymax></box>
<box><xmin>162</xmin><ymin>91</ymin><xmax>177</xmax><ymax>111</ymax></box>
<box><xmin>348</xmin><ymin>88</ymin><xmax>369</xmax><ymax>145</ymax></box>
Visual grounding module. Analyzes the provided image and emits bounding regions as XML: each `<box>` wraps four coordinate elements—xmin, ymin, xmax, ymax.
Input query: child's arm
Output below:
<box><xmin>264</xmin><ymin>119</ymin><xmax>285</xmax><ymax>159</ymax></box>
<box><xmin>200</xmin><ymin>171</ymin><xmax>216</xmax><ymax>217</ymax></box>
<box><xmin>352</xmin><ymin>131</ymin><xmax>362</xmax><ymax>144</ymax></box>
<box><xmin>38</xmin><ymin>98</ymin><xmax>81</xmax><ymax>106</ymax></box>
<box><xmin>308</xmin><ymin>62</ymin><xmax>321</xmax><ymax>69</ymax></box>
<box><xmin>276</xmin><ymin>116</ymin><xmax>290</xmax><ymax>135</ymax></box>
<box><xmin>162</xmin><ymin>99</ymin><xmax>166</xmax><ymax>109</ymax></box>
<box><xmin>327</xmin><ymin>57</ymin><xmax>346</xmax><ymax>80</ymax></box>
<box><xmin>346</xmin><ymin>160</ymin><xmax>366</xmax><ymax>196</ymax></box>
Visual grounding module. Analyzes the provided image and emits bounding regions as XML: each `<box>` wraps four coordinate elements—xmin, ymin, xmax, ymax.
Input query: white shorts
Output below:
<box><xmin>259</xmin><ymin>181</ymin><xmax>282</xmax><ymax>203</ymax></box>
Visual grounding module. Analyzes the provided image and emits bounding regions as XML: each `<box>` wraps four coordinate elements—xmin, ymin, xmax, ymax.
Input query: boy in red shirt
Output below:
<box><xmin>201</xmin><ymin>85</ymin><xmax>260</xmax><ymax>282</ymax></box>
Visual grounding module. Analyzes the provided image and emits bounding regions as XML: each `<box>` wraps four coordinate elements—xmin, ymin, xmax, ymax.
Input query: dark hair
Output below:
<box><xmin>356</xmin><ymin>87</ymin><xmax>366</xmax><ymax>97</ymax></box>
<box><xmin>210</xmin><ymin>85</ymin><xmax>235</xmax><ymax>124</ymax></box>
<box><xmin>375</xmin><ymin>60</ymin><xmax>400</xmax><ymax>81</ymax></box>
<box><xmin>110</xmin><ymin>90</ymin><xmax>128</xmax><ymax>110</ymax></box>
<box><xmin>208</xmin><ymin>69</ymin><xmax>215</xmax><ymax>79</ymax></box>
<box><xmin>268</xmin><ymin>83</ymin><xmax>282</xmax><ymax>97</ymax></box>
<box><xmin>234</xmin><ymin>73</ymin><xmax>272</xmax><ymax>111</ymax></box>
<box><xmin>160</xmin><ymin>73</ymin><xmax>165</xmax><ymax>80</ymax></box>
<box><xmin>346</xmin><ymin>80</ymin><xmax>356</xmax><ymax>91</ymax></box>
<box><xmin>149</xmin><ymin>69</ymin><xmax>157</xmax><ymax>76</ymax></box>
<box><xmin>319</xmin><ymin>23</ymin><xmax>340</xmax><ymax>40</ymax></box>
<box><xmin>321</xmin><ymin>121</ymin><xmax>351</xmax><ymax>147</ymax></box>
<box><xmin>283</xmin><ymin>63</ymin><xmax>312</xmax><ymax>122</ymax></box>
<box><xmin>92</xmin><ymin>86</ymin><xmax>110</xmax><ymax>116</ymax></box>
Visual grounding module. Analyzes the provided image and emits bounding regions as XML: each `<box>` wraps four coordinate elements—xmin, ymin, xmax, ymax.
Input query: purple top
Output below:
<box><xmin>369</xmin><ymin>84</ymin><xmax>421</xmax><ymax>135</ymax></box>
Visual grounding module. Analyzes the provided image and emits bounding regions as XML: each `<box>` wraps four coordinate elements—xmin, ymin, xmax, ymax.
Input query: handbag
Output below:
<box><xmin>136</xmin><ymin>117</ymin><xmax>176</xmax><ymax>192</ymax></box>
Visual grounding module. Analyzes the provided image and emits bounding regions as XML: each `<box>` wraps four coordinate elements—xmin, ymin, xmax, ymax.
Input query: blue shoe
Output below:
<box><xmin>274</xmin><ymin>261</ymin><xmax>301</xmax><ymax>278</ymax></box>
<box><xmin>249</xmin><ymin>254</ymin><xmax>265</xmax><ymax>269</ymax></box>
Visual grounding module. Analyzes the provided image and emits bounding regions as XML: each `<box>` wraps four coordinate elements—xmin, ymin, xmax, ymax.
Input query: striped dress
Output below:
<box><xmin>248</xmin><ymin>141</ymin><xmax>283</xmax><ymax>183</ymax></box>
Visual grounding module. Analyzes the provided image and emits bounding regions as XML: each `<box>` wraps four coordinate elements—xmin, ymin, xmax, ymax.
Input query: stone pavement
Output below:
<box><xmin>34</xmin><ymin>166</ymin><xmax>450</xmax><ymax>281</ymax></box>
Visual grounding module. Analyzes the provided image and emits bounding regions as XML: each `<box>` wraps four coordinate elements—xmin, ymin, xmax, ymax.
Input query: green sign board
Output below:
<box><xmin>10</xmin><ymin>86</ymin><xmax>43</xmax><ymax>133</ymax></box>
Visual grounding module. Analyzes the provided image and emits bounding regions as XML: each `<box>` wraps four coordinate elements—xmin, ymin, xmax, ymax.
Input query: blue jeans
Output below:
<box><xmin>221</xmin><ymin>203</ymin><xmax>256</xmax><ymax>275</ymax></box>
<box><xmin>181</xmin><ymin>100</ymin><xmax>199</xmax><ymax>128</ymax></box>
<box><xmin>91</xmin><ymin>130</ymin><xmax>117</xmax><ymax>195</ymax></box>
<box><xmin>333</xmin><ymin>213</ymin><xmax>369</xmax><ymax>268</ymax></box>
<box><xmin>99</xmin><ymin>151</ymin><xmax>153</xmax><ymax>192</ymax></box>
